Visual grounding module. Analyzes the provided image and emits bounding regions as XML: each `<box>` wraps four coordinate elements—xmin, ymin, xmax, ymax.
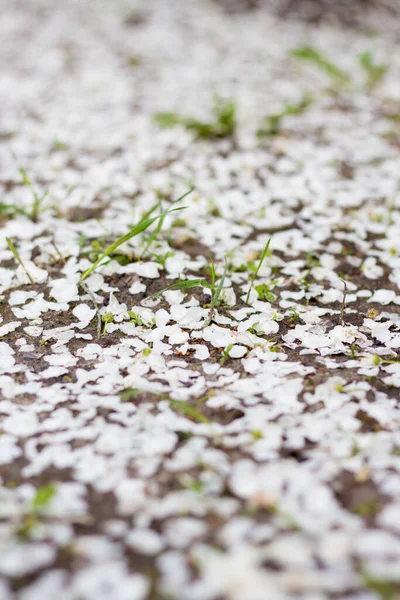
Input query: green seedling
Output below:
<box><xmin>257</xmin><ymin>93</ymin><xmax>313</xmax><ymax>137</ymax></box>
<box><xmin>150</xmin><ymin>257</ymin><xmax>229</xmax><ymax>326</ymax></box>
<box><xmin>101</xmin><ymin>312</ymin><xmax>114</xmax><ymax>334</ymax></box>
<box><xmin>361</xmin><ymin>570</ymin><xmax>398</xmax><ymax>600</ymax></box>
<box><xmin>120</xmin><ymin>388</ymin><xmax>139</xmax><ymax>402</ymax></box>
<box><xmin>246</xmin><ymin>238</ymin><xmax>272</xmax><ymax>304</ymax></box>
<box><xmin>291</xmin><ymin>46</ymin><xmax>350</xmax><ymax>84</ymax></box>
<box><xmin>0</xmin><ymin>203</ymin><xmax>28</xmax><ymax>218</ymax></box>
<box><xmin>210</xmin><ymin>259</ymin><xmax>228</xmax><ymax>310</ymax></box>
<box><xmin>220</xmin><ymin>343</ymin><xmax>234</xmax><ymax>365</ymax></box>
<box><xmin>6</xmin><ymin>237</ymin><xmax>34</xmax><ymax>284</ymax></box>
<box><xmin>127</xmin><ymin>311</ymin><xmax>143</xmax><ymax>326</ymax></box>
<box><xmin>255</xmin><ymin>279</ymin><xmax>278</xmax><ymax>302</ymax></box>
<box><xmin>52</xmin><ymin>139</ymin><xmax>69</xmax><ymax>151</ymax></box>
<box><xmin>359</xmin><ymin>51</ymin><xmax>388</xmax><ymax>88</ymax></box>
<box><xmin>169</xmin><ymin>399</ymin><xmax>210</xmax><ymax>424</ymax></box>
<box><xmin>373</xmin><ymin>355</ymin><xmax>400</xmax><ymax>366</ymax></box>
<box><xmin>154</xmin><ymin>97</ymin><xmax>237</xmax><ymax>139</ymax></box>
<box><xmin>80</xmin><ymin>189</ymin><xmax>192</xmax><ymax>281</ymax></box>
<box><xmin>17</xmin><ymin>484</ymin><xmax>56</xmax><ymax>540</ymax></box>
<box><xmin>32</xmin><ymin>485</ymin><xmax>56</xmax><ymax>510</ymax></box>
<box><xmin>148</xmin><ymin>276</ymin><xmax>212</xmax><ymax>300</ymax></box>
<box><xmin>19</xmin><ymin>168</ymin><xmax>49</xmax><ymax>222</ymax></box>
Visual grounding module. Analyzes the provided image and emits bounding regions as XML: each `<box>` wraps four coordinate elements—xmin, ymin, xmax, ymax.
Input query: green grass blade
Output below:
<box><xmin>147</xmin><ymin>278</ymin><xmax>211</xmax><ymax>300</ymax></box>
<box><xmin>80</xmin><ymin>192</ymin><xmax>191</xmax><ymax>281</ymax></box>
<box><xmin>80</xmin><ymin>214</ymin><xmax>160</xmax><ymax>281</ymax></box>
<box><xmin>143</xmin><ymin>187</ymin><xmax>194</xmax><ymax>254</ymax></box>
<box><xmin>246</xmin><ymin>238</ymin><xmax>272</xmax><ymax>304</ymax></box>
<box><xmin>291</xmin><ymin>46</ymin><xmax>350</xmax><ymax>84</ymax></box>
<box><xmin>154</xmin><ymin>112</ymin><xmax>182</xmax><ymax>128</ymax></box>
<box><xmin>359</xmin><ymin>51</ymin><xmax>388</xmax><ymax>88</ymax></box>
<box><xmin>6</xmin><ymin>237</ymin><xmax>34</xmax><ymax>284</ymax></box>
<box><xmin>169</xmin><ymin>399</ymin><xmax>210</xmax><ymax>424</ymax></box>
<box><xmin>211</xmin><ymin>260</ymin><xmax>228</xmax><ymax>309</ymax></box>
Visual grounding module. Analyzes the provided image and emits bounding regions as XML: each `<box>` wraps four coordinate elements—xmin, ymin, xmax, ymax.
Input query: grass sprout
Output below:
<box><xmin>246</xmin><ymin>238</ymin><xmax>272</xmax><ymax>304</ymax></box>
<box><xmin>210</xmin><ymin>259</ymin><xmax>228</xmax><ymax>310</ymax></box>
<box><xmin>16</xmin><ymin>484</ymin><xmax>56</xmax><ymax>540</ymax></box>
<box><xmin>148</xmin><ymin>277</ymin><xmax>212</xmax><ymax>300</ymax></box>
<box><xmin>80</xmin><ymin>189</ymin><xmax>192</xmax><ymax>282</ymax></box>
<box><xmin>148</xmin><ymin>258</ymin><xmax>228</xmax><ymax>311</ymax></box>
<box><xmin>359</xmin><ymin>51</ymin><xmax>388</xmax><ymax>89</ymax></box>
<box><xmin>0</xmin><ymin>203</ymin><xmax>28</xmax><ymax>218</ymax></box>
<box><xmin>6</xmin><ymin>237</ymin><xmax>34</xmax><ymax>284</ymax></box>
<box><xmin>361</xmin><ymin>570</ymin><xmax>397</xmax><ymax>600</ymax></box>
<box><xmin>257</xmin><ymin>93</ymin><xmax>313</xmax><ymax>137</ymax></box>
<box><xmin>291</xmin><ymin>46</ymin><xmax>350</xmax><ymax>84</ymax></box>
<box><xmin>19</xmin><ymin>168</ymin><xmax>49</xmax><ymax>222</ymax></box>
<box><xmin>169</xmin><ymin>399</ymin><xmax>210</xmax><ymax>424</ymax></box>
<box><xmin>154</xmin><ymin>97</ymin><xmax>237</xmax><ymax>139</ymax></box>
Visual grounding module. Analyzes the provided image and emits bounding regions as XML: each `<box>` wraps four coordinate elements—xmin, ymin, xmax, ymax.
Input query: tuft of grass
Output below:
<box><xmin>32</xmin><ymin>484</ymin><xmax>56</xmax><ymax>510</ymax></box>
<box><xmin>255</xmin><ymin>279</ymin><xmax>278</xmax><ymax>302</ymax></box>
<box><xmin>361</xmin><ymin>571</ymin><xmax>398</xmax><ymax>600</ymax></box>
<box><xmin>148</xmin><ymin>257</ymin><xmax>228</xmax><ymax>321</ymax></box>
<box><xmin>246</xmin><ymin>238</ymin><xmax>272</xmax><ymax>304</ymax></box>
<box><xmin>151</xmin><ymin>277</ymin><xmax>212</xmax><ymax>299</ymax></box>
<box><xmin>0</xmin><ymin>203</ymin><xmax>28</xmax><ymax>219</ymax></box>
<box><xmin>16</xmin><ymin>484</ymin><xmax>56</xmax><ymax>540</ymax></box>
<box><xmin>6</xmin><ymin>237</ymin><xmax>34</xmax><ymax>284</ymax></box>
<box><xmin>80</xmin><ymin>189</ymin><xmax>192</xmax><ymax>281</ymax></box>
<box><xmin>154</xmin><ymin>97</ymin><xmax>237</xmax><ymax>139</ymax></box>
<box><xmin>120</xmin><ymin>388</ymin><xmax>139</xmax><ymax>402</ymax></box>
<box><xmin>291</xmin><ymin>46</ymin><xmax>350</xmax><ymax>84</ymax></box>
<box><xmin>359</xmin><ymin>51</ymin><xmax>388</xmax><ymax>89</ymax></box>
<box><xmin>19</xmin><ymin>168</ymin><xmax>48</xmax><ymax>222</ymax></box>
<box><xmin>210</xmin><ymin>259</ymin><xmax>228</xmax><ymax>310</ymax></box>
<box><xmin>101</xmin><ymin>312</ymin><xmax>114</xmax><ymax>334</ymax></box>
<box><xmin>257</xmin><ymin>94</ymin><xmax>312</xmax><ymax>137</ymax></box>
<box><xmin>169</xmin><ymin>399</ymin><xmax>210</xmax><ymax>424</ymax></box>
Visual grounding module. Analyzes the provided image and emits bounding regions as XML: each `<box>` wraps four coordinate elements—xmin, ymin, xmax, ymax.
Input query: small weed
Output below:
<box><xmin>169</xmin><ymin>399</ymin><xmax>210</xmax><ymax>424</ymax></box>
<box><xmin>80</xmin><ymin>189</ymin><xmax>192</xmax><ymax>281</ymax></box>
<box><xmin>52</xmin><ymin>139</ymin><xmax>69</xmax><ymax>151</ymax></box>
<box><xmin>210</xmin><ymin>259</ymin><xmax>228</xmax><ymax>310</ymax></box>
<box><xmin>148</xmin><ymin>257</ymin><xmax>228</xmax><ymax>319</ymax></box>
<box><xmin>257</xmin><ymin>93</ymin><xmax>312</xmax><ymax>137</ymax></box>
<box><xmin>16</xmin><ymin>484</ymin><xmax>56</xmax><ymax>540</ymax></box>
<box><xmin>128</xmin><ymin>311</ymin><xmax>143</xmax><ymax>326</ymax></box>
<box><xmin>359</xmin><ymin>51</ymin><xmax>388</xmax><ymax>88</ymax></box>
<box><xmin>291</xmin><ymin>46</ymin><xmax>350</xmax><ymax>84</ymax></box>
<box><xmin>154</xmin><ymin>97</ymin><xmax>237</xmax><ymax>139</ymax></box>
<box><xmin>142</xmin><ymin>347</ymin><xmax>152</xmax><ymax>357</ymax></box>
<box><xmin>252</xmin><ymin>430</ymin><xmax>263</xmax><ymax>440</ymax></box>
<box><xmin>6</xmin><ymin>237</ymin><xmax>34</xmax><ymax>284</ymax></box>
<box><xmin>32</xmin><ymin>485</ymin><xmax>56</xmax><ymax>510</ymax></box>
<box><xmin>255</xmin><ymin>279</ymin><xmax>278</xmax><ymax>302</ymax></box>
<box><xmin>186</xmin><ymin>479</ymin><xmax>204</xmax><ymax>493</ymax></box>
<box><xmin>19</xmin><ymin>168</ymin><xmax>49</xmax><ymax>222</ymax></box>
<box><xmin>220</xmin><ymin>343</ymin><xmax>234</xmax><ymax>365</ymax></box>
<box><xmin>120</xmin><ymin>388</ymin><xmax>139</xmax><ymax>402</ymax></box>
<box><xmin>128</xmin><ymin>54</ymin><xmax>141</xmax><ymax>68</ymax></box>
<box><xmin>101</xmin><ymin>312</ymin><xmax>114</xmax><ymax>334</ymax></box>
<box><xmin>352</xmin><ymin>498</ymin><xmax>379</xmax><ymax>518</ymax></box>
<box><xmin>0</xmin><ymin>203</ymin><xmax>27</xmax><ymax>219</ymax></box>
<box><xmin>361</xmin><ymin>571</ymin><xmax>398</xmax><ymax>600</ymax></box>
<box><xmin>246</xmin><ymin>238</ymin><xmax>272</xmax><ymax>304</ymax></box>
